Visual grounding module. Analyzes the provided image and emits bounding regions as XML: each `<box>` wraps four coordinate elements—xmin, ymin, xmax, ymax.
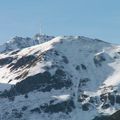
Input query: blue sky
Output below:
<box><xmin>0</xmin><ymin>0</ymin><xmax>120</xmax><ymax>44</ymax></box>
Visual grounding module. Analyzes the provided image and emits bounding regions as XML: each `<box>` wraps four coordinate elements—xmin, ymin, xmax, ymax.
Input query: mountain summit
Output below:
<box><xmin>0</xmin><ymin>34</ymin><xmax>54</xmax><ymax>53</ymax></box>
<box><xmin>0</xmin><ymin>35</ymin><xmax>120</xmax><ymax>120</ymax></box>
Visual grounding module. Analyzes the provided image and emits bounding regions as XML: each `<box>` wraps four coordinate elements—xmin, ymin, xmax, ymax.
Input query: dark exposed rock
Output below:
<box><xmin>40</xmin><ymin>99</ymin><xmax>75</xmax><ymax>114</ymax></box>
<box><xmin>10</xmin><ymin>50</ymin><xmax>20</xmax><ymax>55</ymax></box>
<box><xmin>0</xmin><ymin>86</ymin><xmax>17</xmax><ymax>98</ymax></box>
<box><xmin>93</xmin><ymin>116</ymin><xmax>109</xmax><ymax>120</ymax></box>
<box><xmin>10</xmin><ymin>55</ymin><xmax>36</xmax><ymax>70</ymax></box>
<box><xmin>15</xmin><ymin>71</ymin><xmax>52</xmax><ymax>94</ymax></box>
<box><xmin>100</xmin><ymin>94</ymin><xmax>107</xmax><ymax>102</ymax></box>
<box><xmin>8</xmin><ymin>79</ymin><xmax>12</xmax><ymax>83</ymax></box>
<box><xmin>15</xmin><ymin>71</ymin><xmax>29</xmax><ymax>80</ymax></box>
<box><xmin>12</xmin><ymin>109</ymin><xmax>23</xmax><ymax>118</ymax></box>
<box><xmin>82</xmin><ymin>103</ymin><xmax>91</xmax><ymax>111</ymax></box>
<box><xmin>49</xmin><ymin>100</ymin><xmax>55</xmax><ymax>104</ymax></box>
<box><xmin>117</xmin><ymin>52</ymin><xmax>120</xmax><ymax>54</ymax></box>
<box><xmin>116</xmin><ymin>95</ymin><xmax>120</xmax><ymax>104</ymax></box>
<box><xmin>29</xmin><ymin>98</ymin><xmax>75</xmax><ymax>114</ymax></box>
<box><xmin>78</xmin><ymin>95</ymin><xmax>85</xmax><ymax>102</ymax></box>
<box><xmin>0</xmin><ymin>69</ymin><xmax>72</xmax><ymax>97</ymax></box>
<box><xmin>62</xmin><ymin>56</ymin><xmax>69</xmax><ymax>64</ymax></box>
<box><xmin>55</xmin><ymin>69</ymin><xmax>66</xmax><ymax>77</ymax></box>
<box><xmin>22</xmin><ymin>106</ymin><xmax>28</xmax><ymax>111</ymax></box>
<box><xmin>7</xmin><ymin>63</ymin><xmax>15</xmax><ymax>68</ymax></box>
<box><xmin>81</xmin><ymin>64</ymin><xmax>87</xmax><ymax>70</ymax></box>
<box><xmin>108</xmin><ymin>93</ymin><xmax>115</xmax><ymax>105</ymax></box>
<box><xmin>109</xmin><ymin>110</ymin><xmax>120</xmax><ymax>120</ymax></box>
<box><xmin>24</xmin><ymin>94</ymin><xmax>28</xmax><ymax>98</ymax></box>
<box><xmin>82</xmin><ymin>94</ymin><xmax>89</xmax><ymax>98</ymax></box>
<box><xmin>94</xmin><ymin>54</ymin><xmax>106</xmax><ymax>67</ymax></box>
<box><xmin>75</xmin><ymin>65</ymin><xmax>80</xmax><ymax>71</ymax></box>
<box><xmin>30</xmin><ymin>107</ymin><xmax>41</xmax><ymax>113</ymax></box>
<box><xmin>8</xmin><ymin>96</ymin><xmax>15</xmax><ymax>101</ymax></box>
<box><xmin>54</xmin><ymin>50</ymin><xmax>59</xmax><ymax>56</ymax></box>
<box><xmin>79</xmin><ymin>78</ymin><xmax>90</xmax><ymax>87</ymax></box>
<box><xmin>89</xmin><ymin>97</ymin><xmax>95</xmax><ymax>103</ymax></box>
<box><xmin>102</xmin><ymin>104</ymin><xmax>110</xmax><ymax>109</ymax></box>
<box><xmin>0</xmin><ymin>57</ymin><xmax>14</xmax><ymax>66</ymax></box>
<box><xmin>78</xmin><ymin>94</ymin><xmax>89</xmax><ymax>103</ymax></box>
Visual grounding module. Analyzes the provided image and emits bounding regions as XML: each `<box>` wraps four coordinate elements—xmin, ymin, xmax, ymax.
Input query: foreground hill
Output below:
<box><xmin>0</xmin><ymin>36</ymin><xmax>120</xmax><ymax>120</ymax></box>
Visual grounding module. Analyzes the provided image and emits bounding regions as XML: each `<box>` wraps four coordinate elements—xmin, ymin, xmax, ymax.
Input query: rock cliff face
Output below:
<box><xmin>0</xmin><ymin>35</ymin><xmax>120</xmax><ymax>120</ymax></box>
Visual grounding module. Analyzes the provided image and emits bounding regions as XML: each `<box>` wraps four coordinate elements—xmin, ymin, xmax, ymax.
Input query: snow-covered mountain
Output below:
<box><xmin>0</xmin><ymin>35</ymin><xmax>120</xmax><ymax>120</ymax></box>
<box><xmin>0</xmin><ymin>34</ymin><xmax>54</xmax><ymax>53</ymax></box>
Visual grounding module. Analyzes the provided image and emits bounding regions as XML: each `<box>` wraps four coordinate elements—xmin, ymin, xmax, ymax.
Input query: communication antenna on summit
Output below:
<box><xmin>40</xmin><ymin>24</ymin><xmax>42</xmax><ymax>35</ymax></box>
